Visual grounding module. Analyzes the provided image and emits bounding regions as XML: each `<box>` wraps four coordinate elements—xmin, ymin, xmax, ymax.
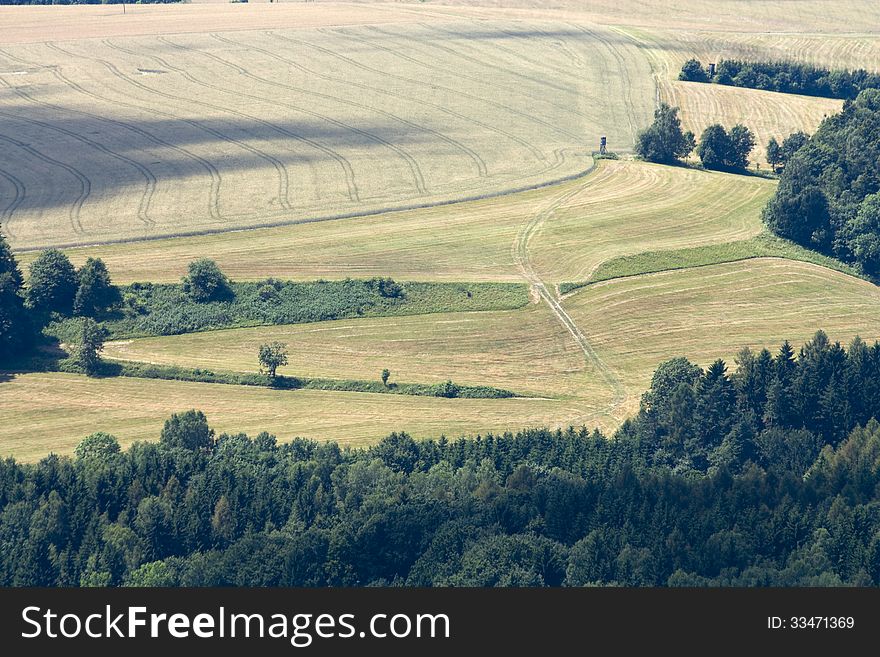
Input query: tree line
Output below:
<box><xmin>1</xmin><ymin>331</ymin><xmax>880</xmax><ymax>587</ymax></box>
<box><xmin>679</xmin><ymin>57</ymin><xmax>880</xmax><ymax>100</ymax></box>
<box><xmin>764</xmin><ymin>89</ymin><xmax>880</xmax><ymax>277</ymax></box>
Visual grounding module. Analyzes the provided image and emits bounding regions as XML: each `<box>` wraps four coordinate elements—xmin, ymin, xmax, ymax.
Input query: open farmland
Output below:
<box><xmin>3</xmin><ymin>1</ymin><xmax>880</xmax><ymax>462</ymax></box>
<box><xmin>0</xmin><ymin>14</ymin><xmax>654</xmax><ymax>250</ymax></box>
<box><xmin>14</xmin><ymin>159</ymin><xmax>775</xmax><ymax>284</ymax></box>
<box><xmin>0</xmin><ymin>372</ymin><xmax>598</xmax><ymax>463</ymax></box>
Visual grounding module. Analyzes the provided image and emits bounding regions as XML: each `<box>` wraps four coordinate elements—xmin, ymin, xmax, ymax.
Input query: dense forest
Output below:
<box><xmin>2</xmin><ymin>330</ymin><xmax>880</xmax><ymax>587</ymax></box>
<box><xmin>764</xmin><ymin>89</ymin><xmax>880</xmax><ymax>276</ymax></box>
<box><xmin>679</xmin><ymin>58</ymin><xmax>880</xmax><ymax>100</ymax></box>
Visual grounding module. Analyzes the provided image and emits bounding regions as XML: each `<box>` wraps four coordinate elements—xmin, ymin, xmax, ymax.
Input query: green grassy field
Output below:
<box><xmin>563</xmin><ymin>258</ymin><xmax>880</xmax><ymax>419</ymax></box>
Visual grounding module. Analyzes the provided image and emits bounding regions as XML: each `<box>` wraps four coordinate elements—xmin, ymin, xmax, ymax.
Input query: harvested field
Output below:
<box><xmin>15</xmin><ymin>159</ymin><xmax>773</xmax><ymax>284</ymax></box>
<box><xmin>563</xmin><ymin>258</ymin><xmax>880</xmax><ymax>419</ymax></box>
<box><xmin>0</xmin><ymin>14</ymin><xmax>653</xmax><ymax>250</ymax></box>
<box><xmin>0</xmin><ymin>371</ymin><xmax>600</xmax><ymax>462</ymax></box>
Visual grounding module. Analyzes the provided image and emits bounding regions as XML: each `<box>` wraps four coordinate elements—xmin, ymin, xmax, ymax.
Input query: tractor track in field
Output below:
<box><xmin>340</xmin><ymin>24</ymin><xmax>585</xmax><ymax>145</ymax></box>
<box><xmin>105</xmin><ymin>35</ymin><xmax>424</xmax><ymax>200</ymax></box>
<box><xmin>512</xmin><ymin>160</ymin><xmax>627</xmax><ymax>422</ymax></box>
<box><xmin>0</xmin><ymin>164</ymin><xmax>25</xmax><ymax>238</ymax></box>
<box><xmin>41</xmin><ymin>43</ymin><xmax>224</xmax><ymax>222</ymax></box>
<box><xmin>100</xmin><ymin>39</ymin><xmax>298</xmax><ymax>210</ymax></box>
<box><xmin>300</xmin><ymin>32</ymin><xmax>547</xmax><ymax>163</ymax></box>
<box><xmin>0</xmin><ymin>132</ymin><xmax>88</xmax><ymax>235</ymax></box>
<box><xmin>0</xmin><ymin>78</ymin><xmax>156</xmax><ymax>228</ymax></box>
<box><xmin>363</xmin><ymin>23</ymin><xmax>581</xmax><ymax>110</ymax></box>
<box><xmin>205</xmin><ymin>33</ymin><xmax>487</xmax><ymax>182</ymax></box>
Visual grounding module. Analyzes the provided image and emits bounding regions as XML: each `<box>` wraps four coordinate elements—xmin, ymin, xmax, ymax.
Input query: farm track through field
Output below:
<box><xmin>513</xmin><ymin>161</ymin><xmax>627</xmax><ymax>422</ymax></box>
<box><xmin>364</xmin><ymin>23</ymin><xmax>581</xmax><ymax>109</ymax></box>
<box><xmin>0</xmin><ymin>78</ymin><xmax>156</xmax><ymax>228</ymax></box>
<box><xmin>270</xmin><ymin>30</ymin><xmax>547</xmax><ymax>165</ymax></box>
<box><xmin>204</xmin><ymin>34</ymin><xmax>488</xmax><ymax>182</ymax></box>
<box><xmin>32</xmin><ymin>44</ymin><xmax>224</xmax><ymax>221</ymax></box>
<box><xmin>103</xmin><ymin>37</ymin><xmax>428</xmax><ymax>199</ymax></box>
<box><xmin>0</xmin><ymin>133</ymin><xmax>87</xmax><ymax>234</ymax></box>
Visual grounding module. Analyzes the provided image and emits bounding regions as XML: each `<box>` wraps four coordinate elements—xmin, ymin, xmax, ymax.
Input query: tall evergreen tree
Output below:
<box><xmin>0</xmin><ymin>225</ymin><xmax>31</xmax><ymax>362</ymax></box>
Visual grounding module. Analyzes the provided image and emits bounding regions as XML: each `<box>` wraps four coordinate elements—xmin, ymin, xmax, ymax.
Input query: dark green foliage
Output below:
<box><xmin>697</xmin><ymin>124</ymin><xmax>755</xmax><ymax>170</ymax></box>
<box><xmin>68</xmin><ymin>317</ymin><xmax>107</xmax><ymax>376</ymax></box>
<box><xmin>3</xmin><ymin>333</ymin><xmax>880</xmax><ymax>587</ymax></box>
<box><xmin>74</xmin><ymin>433</ymin><xmax>121</xmax><ymax>462</ymax></box>
<box><xmin>0</xmin><ymin>226</ymin><xmax>32</xmax><ymax>362</ymax></box>
<box><xmin>678</xmin><ymin>58</ymin><xmax>708</xmax><ymax>82</ymax></box>
<box><xmin>763</xmin><ymin>90</ymin><xmax>880</xmax><ymax>274</ymax></box>
<box><xmin>47</xmin><ymin>279</ymin><xmax>527</xmax><ymax>341</ymax></box>
<box><xmin>25</xmin><ymin>249</ymin><xmax>77</xmax><ymax>316</ymax></box>
<box><xmin>258</xmin><ymin>341</ymin><xmax>288</xmax><ymax>378</ymax></box>
<box><xmin>182</xmin><ymin>259</ymin><xmax>231</xmax><ymax>303</ymax></box>
<box><xmin>689</xmin><ymin>58</ymin><xmax>880</xmax><ymax>99</ymax></box>
<box><xmin>635</xmin><ymin>103</ymin><xmax>695</xmax><ymax>164</ymax></box>
<box><xmin>381</xmin><ymin>368</ymin><xmax>391</xmax><ymax>386</ymax></box>
<box><xmin>74</xmin><ymin>258</ymin><xmax>120</xmax><ymax>317</ymax></box>
<box><xmin>373</xmin><ymin>277</ymin><xmax>403</xmax><ymax>299</ymax></box>
<box><xmin>160</xmin><ymin>410</ymin><xmax>214</xmax><ymax>452</ymax></box>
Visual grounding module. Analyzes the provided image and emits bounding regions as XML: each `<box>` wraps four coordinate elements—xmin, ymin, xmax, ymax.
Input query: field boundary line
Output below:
<box><xmin>512</xmin><ymin>156</ymin><xmax>627</xmax><ymax>423</ymax></box>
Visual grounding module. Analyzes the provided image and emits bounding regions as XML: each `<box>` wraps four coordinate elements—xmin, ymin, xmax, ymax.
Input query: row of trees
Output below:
<box><xmin>680</xmin><ymin>57</ymin><xmax>880</xmax><ymax>100</ymax></box>
<box><xmin>635</xmin><ymin>103</ymin><xmax>755</xmax><ymax>170</ymax></box>
<box><xmin>2</xmin><ymin>331</ymin><xmax>880</xmax><ymax>586</ymax></box>
<box><xmin>763</xmin><ymin>89</ymin><xmax>880</xmax><ymax>276</ymax></box>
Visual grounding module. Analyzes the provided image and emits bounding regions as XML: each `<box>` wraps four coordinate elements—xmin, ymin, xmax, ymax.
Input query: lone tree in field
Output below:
<box><xmin>182</xmin><ymin>258</ymin><xmax>232</xmax><ymax>302</ymax></box>
<box><xmin>766</xmin><ymin>137</ymin><xmax>783</xmax><ymax>172</ymax></box>
<box><xmin>635</xmin><ymin>103</ymin><xmax>696</xmax><ymax>164</ymax></box>
<box><xmin>26</xmin><ymin>249</ymin><xmax>78</xmax><ymax>316</ymax></box>
<box><xmin>74</xmin><ymin>257</ymin><xmax>120</xmax><ymax>317</ymax></box>
<box><xmin>381</xmin><ymin>368</ymin><xmax>391</xmax><ymax>386</ymax></box>
<box><xmin>71</xmin><ymin>317</ymin><xmax>107</xmax><ymax>376</ymax></box>
<box><xmin>259</xmin><ymin>341</ymin><xmax>289</xmax><ymax>379</ymax></box>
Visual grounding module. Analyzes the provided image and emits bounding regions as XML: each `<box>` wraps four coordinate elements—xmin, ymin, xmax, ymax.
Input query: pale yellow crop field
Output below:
<box><xmin>0</xmin><ymin>371</ymin><xmax>600</xmax><ymax>463</ymax></box>
<box><xmin>0</xmin><ymin>9</ymin><xmax>656</xmax><ymax>250</ymax></box>
<box><xmin>15</xmin><ymin>159</ymin><xmax>774</xmax><ymax>285</ymax></box>
<box><xmin>563</xmin><ymin>259</ymin><xmax>880</xmax><ymax>419</ymax></box>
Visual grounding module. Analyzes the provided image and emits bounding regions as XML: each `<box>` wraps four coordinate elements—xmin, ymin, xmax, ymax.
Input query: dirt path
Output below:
<box><xmin>512</xmin><ymin>163</ymin><xmax>628</xmax><ymax>422</ymax></box>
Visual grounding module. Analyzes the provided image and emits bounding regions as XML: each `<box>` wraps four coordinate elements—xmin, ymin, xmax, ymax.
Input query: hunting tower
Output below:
<box><xmin>599</xmin><ymin>136</ymin><xmax>607</xmax><ymax>155</ymax></box>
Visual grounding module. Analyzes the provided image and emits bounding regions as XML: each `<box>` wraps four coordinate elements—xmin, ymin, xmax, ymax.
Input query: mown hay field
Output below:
<box><xmin>0</xmin><ymin>13</ymin><xmax>655</xmax><ymax>250</ymax></box>
<box><xmin>0</xmin><ymin>372</ymin><xmax>600</xmax><ymax>463</ymax></box>
<box><xmin>15</xmin><ymin>160</ymin><xmax>775</xmax><ymax>285</ymax></box>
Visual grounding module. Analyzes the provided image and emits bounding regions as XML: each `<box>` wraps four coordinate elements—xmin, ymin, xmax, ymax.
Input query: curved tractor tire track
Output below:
<box><xmin>104</xmin><ymin>38</ymin><xmax>420</xmax><ymax>199</ymax></box>
<box><xmin>513</xmin><ymin>162</ymin><xmax>627</xmax><ymax>422</ymax></box>
<box><xmin>154</xmin><ymin>37</ymin><xmax>359</xmax><ymax>202</ymax></box>
<box><xmin>0</xmin><ymin>132</ymin><xmax>88</xmax><ymax>234</ymax></box>
<box><xmin>0</xmin><ymin>164</ymin><xmax>26</xmax><ymax>238</ymax></box>
<box><xmin>0</xmin><ymin>78</ymin><xmax>156</xmax><ymax>227</ymax></box>
<box><xmin>41</xmin><ymin>43</ymin><xmax>223</xmax><ymax>221</ymax></box>
<box><xmin>204</xmin><ymin>33</ymin><xmax>486</xmax><ymax>181</ymax></box>
<box><xmin>330</xmin><ymin>26</ymin><xmax>585</xmax><ymax>145</ymax></box>
<box><xmin>101</xmin><ymin>39</ymin><xmax>297</xmax><ymax>211</ymax></box>
<box><xmin>276</xmin><ymin>30</ymin><xmax>547</xmax><ymax>165</ymax></box>
<box><xmin>364</xmin><ymin>24</ymin><xmax>582</xmax><ymax>114</ymax></box>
